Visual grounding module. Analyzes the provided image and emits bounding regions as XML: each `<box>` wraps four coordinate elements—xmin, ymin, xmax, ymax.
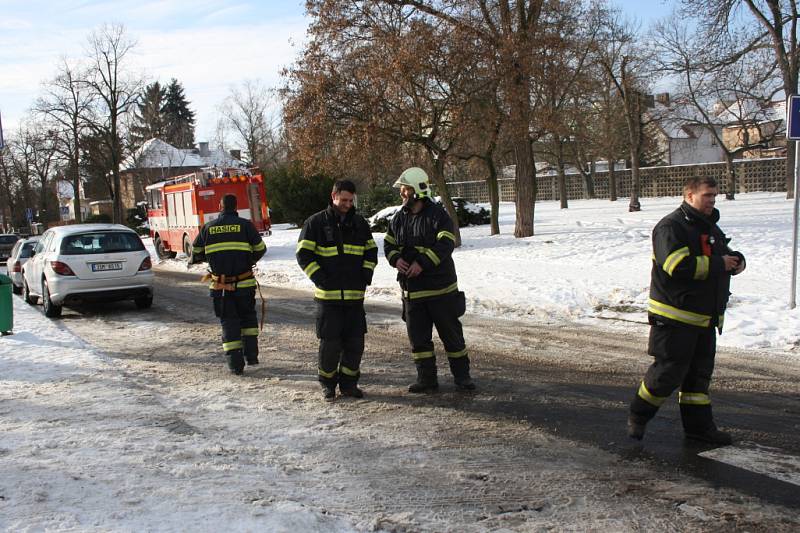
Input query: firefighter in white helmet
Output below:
<box><xmin>384</xmin><ymin>167</ymin><xmax>475</xmax><ymax>393</ymax></box>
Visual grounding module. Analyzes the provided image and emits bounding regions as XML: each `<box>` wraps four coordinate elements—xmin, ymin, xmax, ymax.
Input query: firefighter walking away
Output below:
<box><xmin>190</xmin><ymin>193</ymin><xmax>267</xmax><ymax>375</ymax></box>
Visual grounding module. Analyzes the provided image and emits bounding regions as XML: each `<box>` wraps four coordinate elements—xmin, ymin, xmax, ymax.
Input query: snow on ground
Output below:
<box><xmin>0</xmin><ymin>299</ymin><xmax>356</xmax><ymax>532</ymax></box>
<box><xmin>159</xmin><ymin>191</ymin><xmax>800</xmax><ymax>354</ymax></box>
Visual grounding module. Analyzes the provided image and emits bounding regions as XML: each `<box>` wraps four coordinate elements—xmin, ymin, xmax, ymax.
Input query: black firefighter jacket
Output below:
<box><xmin>190</xmin><ymin>210</ymin><xmax>267</xmax><ymax>291</ymax></box>
<box><xmin>649</xmin><ymin>202</ymin><xmax>745</xmax><ymax>331</ymax></box>
<box><xmin>296</xmin><ymin>205</ymin><xmax>378</xmax><ymax>304</ymax></box>
<box><xmin>384</xmin><ymin>198</ymin><xmax>459</xmax><ymax>301</ymax></box>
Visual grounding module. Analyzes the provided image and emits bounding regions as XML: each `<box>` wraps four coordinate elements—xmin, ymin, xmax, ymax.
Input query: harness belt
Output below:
<box><xmin>200</xmin><ymin>270</ymin><xmax>254</xmax><ymax>291</ymax></box>
<box><xmin>200</xmin><ymin>269</ymin><xmax>266</xmax><ymax>331</ymax></box>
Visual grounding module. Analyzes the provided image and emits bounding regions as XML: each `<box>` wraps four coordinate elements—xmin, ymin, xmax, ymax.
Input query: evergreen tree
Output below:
<box><xmin>130</xmin><ymin>81</ymin><xmax>166</xmax><ymax>148</ymax></box>
<box><xmin>162</xmin><ymin>78</ymin><xmax>196</xmax><ymax>149</ymax></box>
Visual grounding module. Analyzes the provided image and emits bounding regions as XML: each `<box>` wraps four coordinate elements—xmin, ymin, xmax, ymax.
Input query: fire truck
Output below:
<box><xmin>145</xmin><ymin>167</ymin><xmax>270</xmax><ymax>260</ymax></box>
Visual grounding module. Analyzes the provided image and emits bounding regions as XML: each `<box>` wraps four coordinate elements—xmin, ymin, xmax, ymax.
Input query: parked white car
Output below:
<box><xmin>7</xmin><ymin>236</ymin><xmax>41</xmax><ymax>294</ymax></box>
<box><xmin>21</xmin><ymin>224</ymin><xmax>154</xmax><ymax>318</ymax></box>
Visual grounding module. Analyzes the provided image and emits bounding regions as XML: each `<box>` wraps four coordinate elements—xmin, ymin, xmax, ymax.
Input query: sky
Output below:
<box><xmin>0</xmin><ymin>0</ymin><xmax>677</xmax><ymax>148</ymax></box>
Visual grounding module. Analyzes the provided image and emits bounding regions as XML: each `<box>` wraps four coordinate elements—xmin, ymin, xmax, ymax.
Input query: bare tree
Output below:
<box><xmin>681</xmin><ymin>0</ymin><xmax>800</xmax><ymax>197</ymax></box>
<box><xmin>0</xmin><ymin>143</ymin><xmax>22</xmax><ymax>229</ymax></box>
<box><xmin>82</xmin><ymin>23</ymin><xmax>144</xmax><ymax>223</ymax></box>
<box><xmin>35</xmin><ymin>58</ymin><xmax>94</xmax><ymax>222</ymax></box>
<box><xmin>221</xmin><ymin>80</ymin><xmax>285</xmax><ymax>171</ymax></box>
<box><xmin>384</xmin><ymin>0</ymin><xmax>559</xmax><ymax>237</ymax></box>
<box><xmin>24</xmin><ymin>121</ymin><xmax>60</xmax><ymax>224</ymax></box>
<box><xmin>655</xmin><ymin>16</ymin><xmax>783</xmax><ymax>199</ymax></box>
<box><xmin>597</xmin><ymin>13</ymin><xmax>653</xmax><ymax>212</ymax></box>
<box><xmin>535</xmin><ymin>2</ymin><xmax>601</xmax><ymax>209</ymax></box>
<box><xmin>451</xmin><ymin>79</ymin><xmax>505</xmax><ymax>235</ymax></box>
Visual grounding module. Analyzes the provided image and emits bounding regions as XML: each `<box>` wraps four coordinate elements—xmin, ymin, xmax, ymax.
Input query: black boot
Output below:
<box><xmin>340</xmin><ymin>386</ymin><xmax>364</xmax><ymax>398</ymax></box>
<box><xmin>627</xmin><ymin>415</ymin><xmax>648</xmax><ymax>440</ymax></box>
<box><xmin>629</xmin><ymin>391</ymin><xmax>659</xmax><ymax>440</ymax></box>
<box><xmin>409</xmin><ymin>358</ymin><xmax>438</xmax><ymax>393</ymax></box>
<box><xmin>226</xmin><ymin>349</ymin><xmax>245</xmax><ymax>375</ymax></box>
<box><xmin>448</xmin><ymin>356</ymin><xmax>476</xmax><ymax>391</ymax></box>
<box><xmin>319</xmin><ymin>375</ymin><xmax>338</xmax><ymax>402</ymax></box>
<box><xmin>681</xmin><ymin>403</ymin><xmax>731</xmax><ymax>445</ymax></box>
<box><xmin>321</xmin><ymin>385</ymin><xmax>336</xmax><ymax>402</ymax></box>
<box><xmin>339</xmin><ymin>368</ymin><xmax>363</xmax><ymax>398</ymax></box>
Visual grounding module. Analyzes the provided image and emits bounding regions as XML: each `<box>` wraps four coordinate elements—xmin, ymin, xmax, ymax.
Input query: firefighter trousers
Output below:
<box><xmin>630</xmin><ymin>323</ymin><xmax>717</xmax><ymax>433</ymax></box>
<box><xmin>403</xmin><ymin>291</ymin><xmax>468</xmax><ymax>377</ymax></box>
<box><xmin>315</xmin><ymin>302</ymin><xmax>367</xmax><ymax>390</ymax></box>
<box><xmin>213</xmin><ymin>287</ymin><xmax>259</xmax><ymax>373</ymax></box>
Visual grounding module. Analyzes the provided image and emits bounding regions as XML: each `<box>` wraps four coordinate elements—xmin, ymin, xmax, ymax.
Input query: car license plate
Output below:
<box><xmin>91</xmin><ymin>262</ymin><xmax>123</xmax><ymax>272</ymax></box>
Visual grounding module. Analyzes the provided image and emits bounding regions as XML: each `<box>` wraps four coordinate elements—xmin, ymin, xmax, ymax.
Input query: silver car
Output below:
<box><xmin>21</xmin><ymin>224</ymin><xmax>154</xmax><ymax>318</ymax></box>
<box><xmin>8</xmin><ymin>236</ymin><xmax>41</xmax><ymax>294</ymax></box>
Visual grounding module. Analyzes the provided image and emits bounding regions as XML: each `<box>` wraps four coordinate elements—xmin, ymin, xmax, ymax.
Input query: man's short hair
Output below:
<box><xmin>683</xmin><ymin>176</ymin><xmax>717</xmax><ymax>195</ymax></box>
<box><xmin>222</xmin><ymin>194</ymin><xmax>237</xmax><ymax>211</ymax></box>
<box><xmin>332</xmin><ymin>179</ymin><xmax>356</xmax><ymax>195</ymax></box>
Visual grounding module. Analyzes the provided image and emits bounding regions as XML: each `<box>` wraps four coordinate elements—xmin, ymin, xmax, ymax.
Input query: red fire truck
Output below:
<box><xmin>145</xmin><ymin>168</ymin><xmax>270</xmax><ymax>260</ymax></box>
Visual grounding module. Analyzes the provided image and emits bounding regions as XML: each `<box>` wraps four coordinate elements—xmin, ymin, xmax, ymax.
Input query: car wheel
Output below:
<box><xmin>23</xmin><ymin>278</ymin><xmax>37</xmax><ymax>305</ymax></box>
<box><xmin>183</xmin><ymin>235</ymin><xmax>193</xmax><ymax>262</ymax></box>
<box><xmin>134</xmin><ymin>295</ymin><xmax>153</xmax><ymax>309</ymax></box>
<box><xmin>154</xmin><ymin>235</ymin><xmax>176</xmax><ymax>260</ymax></box>
<box><xmin>42</xmin><ymin>279</ymin><xmax>62</xmax><ymax>318</ymax></box>
<box><xmin>12</xmin><ymin>283</ymin><xmax>22</xmax><ymax>295</ymax></box>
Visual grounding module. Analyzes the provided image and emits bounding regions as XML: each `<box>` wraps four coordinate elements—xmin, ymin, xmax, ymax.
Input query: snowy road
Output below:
<box><xmin>1</xmin><ymin>266</ymin><xmax>800</xmax><ymax>531</ymax></box>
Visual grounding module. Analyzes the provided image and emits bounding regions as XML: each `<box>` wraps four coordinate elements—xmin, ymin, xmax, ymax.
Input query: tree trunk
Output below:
<box><xmin>430</xmin><ymin>155</ymin><xmax>461</xmax><ymax>247</ymax></box>
<box><xmin>628</xmin><ymin>147</ymin><xmax>641</xmax><ymax>212</ymax></box>
<box><xmin>73</xmin><ymin>125</ymin><xmax>82</xmax><ymax>223</ymax></box>
<box><xmin>724</xmin><ymin>154</ymin><xmax>736</xmax><ymax>200</ymax></box>
<box><xmin>485</xmin><ymin>157</ymin><xmax>500</xmax><ymax>236</ymax></box>
<box><xmin>608</xmin><ymin>156</ymin><xmax>617</xmax><ymax>201</ymax></box>
<box><xmin>584</xmin><ymin>159</ymin><xmax>596</xmax><ymax>199</ymax></box>
<box><xmin>514</xmin><ymin>138</ymin><xmax>536</xmax><ymax>238</ymax></box>
<box><xmin>557</xmin><ymin>141</ymin><xmax>568</xmax><ymax>209</ymax></box>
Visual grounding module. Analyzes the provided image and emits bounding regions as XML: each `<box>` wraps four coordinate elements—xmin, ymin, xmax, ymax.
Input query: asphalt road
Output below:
<box><xmin>52</xmin><ymin>266</ymin><xmax>800</xmax><ymax>517</ymax></box>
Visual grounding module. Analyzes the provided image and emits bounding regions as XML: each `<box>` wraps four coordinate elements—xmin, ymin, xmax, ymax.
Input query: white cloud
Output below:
<box><xmin>133</xmin><ymin>18</ymin><xmax>307</xmax><ymax>140</ymax></box>
<box><xmin>0</xmin><ymin>10</ymin><xmax>308</xmax><ymax>142</ymax></box>
<box><xmin>0</xmin><ymin>17</ymin><xmax>34</xmax><ymax>30</ymax></box>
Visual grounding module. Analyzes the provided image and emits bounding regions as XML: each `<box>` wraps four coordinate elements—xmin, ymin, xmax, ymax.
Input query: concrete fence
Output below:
<box><xmin>446</xmin><ymin>157</ymin><xmax>788</xmax><ymax>203</ymax></box>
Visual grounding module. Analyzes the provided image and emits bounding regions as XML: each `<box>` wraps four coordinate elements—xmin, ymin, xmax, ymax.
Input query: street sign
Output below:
<box><xmin>25</xmin><ymin>208</ymin><xmax>33</xmax><ymax>223</ymax></box>
<box><xmin>787</xmin><ymin>95</ymin><xmax>800</xmax><ymax>140</ymax></box>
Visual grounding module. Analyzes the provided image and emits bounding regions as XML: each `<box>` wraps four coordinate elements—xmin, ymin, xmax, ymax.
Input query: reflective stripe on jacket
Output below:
<box><xmin>648</xmin><ymin>202</ymin><xmax>744</xmax><ymax>331</ymax></box>
<box><xmin>190</xmin><ymin>211</ymin><xmax>266</xmax><ymax>293</ymax></box>
<box><xmin>384</xmin><ymin>198</ymin><xmax>458</xmax><ymax>301</ymax></box>
<box><xmin>296</xmin><ymin>205</ymin><xmax>377</xmax><ymax>304</ymax></box>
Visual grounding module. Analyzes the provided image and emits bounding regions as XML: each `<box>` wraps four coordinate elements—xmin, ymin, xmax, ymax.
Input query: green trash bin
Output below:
<box><xmin>0</xmin><ymin>273</ymin><xmax>12</xmax><ymax>334</ymax></box>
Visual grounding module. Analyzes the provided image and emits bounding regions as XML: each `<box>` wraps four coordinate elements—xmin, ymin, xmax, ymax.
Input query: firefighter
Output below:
<box><xmin>628</xmin><ymin>176</ymin><xmax>745</xmax><ymax>444</ymax></box>
<box><xmin>296</xmin><ymin>180</ymin><xmax>378</xmax><ymax>401</ymax></box>
<box><xmin>384</xmin><ymin>167</ymin><xmax>475</xmax><ymax>393</ymax></box>
<box><xmin>190</xmin><ymin>193</ymin><xmax>266</xmax><ymax>375</ymax></box>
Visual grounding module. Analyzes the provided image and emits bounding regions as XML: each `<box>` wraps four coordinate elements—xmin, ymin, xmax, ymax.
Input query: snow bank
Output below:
<box><xmin>155</xmin><ymin>192</ymin><xmax>800</xmax><ymax>354</ymax></box>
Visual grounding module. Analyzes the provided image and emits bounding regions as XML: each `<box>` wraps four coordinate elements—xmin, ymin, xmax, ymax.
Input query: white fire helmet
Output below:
<box><xmin>393</xmin><ymin>167</ymin><xmax>431</xmax><ymax>198</ymax></box>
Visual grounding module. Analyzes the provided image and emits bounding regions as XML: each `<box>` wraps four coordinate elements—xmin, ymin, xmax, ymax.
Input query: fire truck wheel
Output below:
<box><xmin>154</xmin><ymin>235</ymin><xmax>176</xmax><ymax>260</ymax></box>
<box><xmin>183</xmin><ymin>235</ymin><xmax>193</xmax><ymax>262</ymax></box>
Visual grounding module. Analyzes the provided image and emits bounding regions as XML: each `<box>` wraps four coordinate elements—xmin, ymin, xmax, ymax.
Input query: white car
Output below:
<box><xmin>21</xmin><ymin>224</ymin><xmax>154</xmax><ymax>318</ymax></box>
<box><xmin>7</xmin><ymin>236</ymin><xmax>41</xmax><ymax>294</ymax></box>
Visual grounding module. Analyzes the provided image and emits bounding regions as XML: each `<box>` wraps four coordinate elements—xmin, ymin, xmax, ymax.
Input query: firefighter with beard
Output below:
<box><xmin>628</xmin><ymin>176</ymin><xmax>745</xmax><ymax>444</ymax></box>
<box><xmin>384</xmin><ymin>167</ymin><xmax>475</xmax><ymax>393</ymax></box>
<box><xmin>296</xmin><ymin>180</ymin><xmax>378</xmax><ymax>402</ymax></box>
<box><xmin>190</xmin><ymin>193</ymin><xmax>266</xmax><ymax>375</ymax></box>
